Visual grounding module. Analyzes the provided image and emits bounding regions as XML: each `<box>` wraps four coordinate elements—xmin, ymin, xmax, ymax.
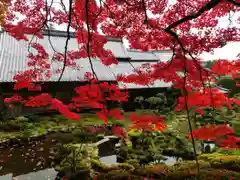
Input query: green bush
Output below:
<box><xmin>27</xmin><ymin>115</ymin><xmax>40</xmax><ymax>122</ymax></box>
<box><xmin>217</xmin><ymin>77</ymin><xmax>240</xmax><ymax>97</ymax></box>
<box><xmin>199</xmin><ymin>153</ymin><xmax>240</xmax><ymax>171</ymax></box>
<box><xmin>94</xmin><ymin>164</ymin><xmax>240</xmax><ymax>180</ymax></box>
<box><xmin>118</xmin><ymin>163</ymin><xmax>135</xmax><ymax>171</ymax></box>
<box><xmin>102</xmin><ymin>170</ymin><xmax>137</xmax><ymax>180</ymax></box>
<box><xmin>168</xmin><ymin>160</ymin><xmax>211</xmax><ymax>172</ymax></box>
<box><xmin>109</xmin><ymin>120</ymin><xmax>125</xmax><ymax>127</ymax></box>
<box><xmin>166</xmin><ymin>169</ymin><xmax>240</xmax><ymax>180</ymax></box>
<box><xmin>217</xmin><ymin>148</ymin><xmax>240</xmax><ymax>155</ymax></box>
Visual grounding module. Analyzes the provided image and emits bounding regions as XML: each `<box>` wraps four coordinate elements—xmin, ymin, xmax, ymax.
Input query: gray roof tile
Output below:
<box><xmin>0</xmin><ymin>31</ymin><xmax>125</xmax><ymax>82</ymax></box>
<box><xmin>0</xmin><ymin>31</ymin><xmax>172</xmax><ymax>88</ymax></box>
<box><xmin>110</xmin><ymin>62</ymin><xmax>172</xmax><ymax>89</ymax></box>
<box><xmin>126</xmin><ymin>49</ymin><xmax>173</xmax><ymax>62</ymax></box>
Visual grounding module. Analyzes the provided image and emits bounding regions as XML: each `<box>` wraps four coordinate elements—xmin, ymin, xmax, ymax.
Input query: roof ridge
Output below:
<box><xmin>127</xmin><ymin>48</ymin><xmax>172</xmax><ymax>53</ymax></box>
<box><xmin>40</xmin><ymin>29</ymin><xmax>122</xmax><ymax>42</ymax></box>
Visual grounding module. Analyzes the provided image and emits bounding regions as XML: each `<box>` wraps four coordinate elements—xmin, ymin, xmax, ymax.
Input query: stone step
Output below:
<box><xmin>0</xmin><ymin>174</ymin><xmax>12</xmax><ymax>180</ymax></box>
<box><xmin>14</xmin><ymin>169</ymin><xmax>57</xmax><ymax>180</ymax></box>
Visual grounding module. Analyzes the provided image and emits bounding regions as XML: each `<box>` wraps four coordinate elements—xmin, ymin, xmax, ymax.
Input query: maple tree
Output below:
<box><xmin>1</xmin><ymin>0</ymin><xmax>240</xmax><ymax>174</ymax></box>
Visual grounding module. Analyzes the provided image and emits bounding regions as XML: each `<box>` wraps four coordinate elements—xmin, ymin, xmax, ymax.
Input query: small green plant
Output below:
<box><xmin>217</xmin><ymin>148</ymin><xmax>240</xmax><ymax>155</ymax></box>
<box><xmin>117</xmin><ymin>130</ymin><xmax>166</xmax><ymax>165</ymax></box>
<box><xmin>54</xmin><ymin>143</ymin><xmax>98</xmax><ymax>173</ymax></box>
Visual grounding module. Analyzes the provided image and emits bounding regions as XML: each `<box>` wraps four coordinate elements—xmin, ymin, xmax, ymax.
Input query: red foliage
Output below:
<box><xmin>3</xmin><ymin>21</ymin><xmax>43</xmax><ymax>41</ymax></box>
<box><xmin>4</xmin><ymin>94</ymin><xmax>25</xmax><ymax>104</ymax></box>
<box><xmin>129</xmin><ymin>113</ymin><xmax>166</xmax><ymax>131</ymax></box>
<box><xmin>175</xmin><ymin>88</ymin><xmax>240</xmax><ymax>113</ymax></box>
<box><xmin>189</xmin><ymin>124</ymin><xmax>240</xmax><ymax>148</ymax></box>
<box><xmin>189</xmin><ymin>124</ymin><xmax>234</xmax><ymax>141</ymax></box>
<box><xmin>50</xmin><ymin>98</ymin><xmax>80</xmax><ymax>120</ymax></box>
<box><xmin>108</xmin><ymin>109</ymin><xmax>124</xmax><ymax>120</ymax></box>
<box><xmin>112</xmin><ymin>126</ymin><xmax>126</xmax><ymax>138</ymax></box>
<box><xmin>2</xmin><ymin>0</ymin><xmax>240</xmax><ymax>149</ymax></box>
<box><xmin>24</xmin><ymin>94</ymin><xmax>52</xmax><ymax>107</ymax></box>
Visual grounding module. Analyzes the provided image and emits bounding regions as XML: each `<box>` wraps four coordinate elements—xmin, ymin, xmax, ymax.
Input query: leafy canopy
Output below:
<box><xmin>2</xmin><ymin>0</ymin><xmax>240</xmax><ymax>148</ymax></box>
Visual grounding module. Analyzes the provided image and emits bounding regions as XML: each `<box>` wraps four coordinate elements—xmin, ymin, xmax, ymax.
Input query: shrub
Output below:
<box><xmin>199</xmin><ymin>153</ymin><xmax>240</xmax><ymax>171</ymax></box>
<box><xmin>144</xmin><ymin>164</ymin><xmax>168</xmax><ymax>179</ymax></box>
<box><xmin>118</xmin><ymin>163</ymin><xmax>135</xmax><ymax>171</ymax></box>
<box><xmin>109</xmin><ymin>120</ymin><xmax>125</xmax><ymax>127</ymax></box>
<box><xmin>125</xmin><ymin>159</ymin><xmax>140</xmax><ymax>167</ymax></box>
<box><xmin>27</xmin><ymin>115</ymin><xmax>40</xmax><ymax>122</ymax></box>
<box><xmin>102</xmin><ymin>170</ymin><xmax>137</xmax><ymax>180</ymax></box>
<box><xmin>217</xmin><ymin>148</ymin><xmax>240</xmax><ymax>155</ymax></box>
<box><xmin>168</xmin><ymin>160</ymin><xmax>211</xmax><ymax>172</ymax></box>
<box><xmin>91</xmin><ymin>159</ymin><xmax>106</xmax><ymax>172</ymax></box>
<box><xmin>91</xmin><ymin>159</ymin><xmax>240</xmax><ymax>180</ymax></box>
<box><xmin>166</xmin><ymin>169</ymin><xmax>240</xmax><ymax>180</ymax></box>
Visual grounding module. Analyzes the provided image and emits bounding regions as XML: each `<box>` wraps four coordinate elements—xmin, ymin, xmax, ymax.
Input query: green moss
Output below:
<box><xmin>54</xmin><ymin>143</ymin><xmax>99</xmax><ymax>172</ymax></box>
<box><xmin>95</xmin><ymin>164</ymin><xmax>240</xmax><ymax>180</ymax></box>
<box><xmin>168</xmin><ymin>160</ymin><xmax>211</xmax><ymax>172</ymax></box>
<box><xmin>92</xmin><ymin>159</ymin><xmax>240</xmax><ymax>180</ymax></box>
<box><xmin>91</xmin><ymin>159</ymin><xmax>106</xmax><ymax>171</ymax></box>
<box><xmin>199</xmin><ymin>153</ymin><xmax>240</xmax><ymax>161</ymax></box>
<box><xmin>217</xmin><ymin>148</ymin><xmax>240</xmax><ymax>155</ymax></box>
<box><xmin>125</xmin><ymin>159</ymin><xmax>139</xmax><ymax>167</ymax></box>
<box><xmin>0</xmin><ymin>131</ymin><xmax>21</xmax><ymax>142</ymax></box>
<box><xmin>165</xmin><ymin>169</ymin><xmax>240</xmax><ymax>180</ymax></box>
<box><xmin>199</xmin><ymin>153</ymin><xmax>240</xmax><ymax>171</ymax></box>
<box><xmin>97</xmin><ymin>133</ymin><xmax>105</xmax><ymax>138</ymax></box>
<box><xmin>118</xmin><ymin>163</ymin><xmax>135</xmax><ymax>171</ymax></box>
<box><xmin>145</xmin><ymin>164</ymin><xmax>168</xmax><ymax>175</ymax></box>
<box><xmin>105</xmin><ymin>170</ymin><xmax>132</xmax><ymax>180</ymax></box>
<box><xmin>128</xmin><ymin>130</ymin><xmax>141</xmax><ymax>137</ymax></box>
<box><xmin>0</xmin><ymin>112</ymin><xmax>132</xmax><ymax>141</ymax></box>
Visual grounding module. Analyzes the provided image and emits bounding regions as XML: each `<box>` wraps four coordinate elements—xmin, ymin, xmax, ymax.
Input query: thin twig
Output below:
<box><xmin>57</xmin><ymin>0</ymin><xmax>73</xmax><ymax>81</ymax></box>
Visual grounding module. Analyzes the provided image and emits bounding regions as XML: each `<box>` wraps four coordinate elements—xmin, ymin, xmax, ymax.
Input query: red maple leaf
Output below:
<box><xmin>4</xmin><ymin>0</ymin><xmax>240</xmax><ymax>154</ymax></box>
<box><xmin>112</xmin><ymin>126</ymin><xmax>126</xmax><ymax>138</ymax></box>
<box><xmin>108</xmin><ymin>109</ymin><xmax>124</xmax><ymax>120</ymax></box>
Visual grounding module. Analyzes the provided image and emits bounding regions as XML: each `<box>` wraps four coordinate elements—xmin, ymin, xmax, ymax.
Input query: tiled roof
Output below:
<box><xmin>0</xmin><ymin>32</ymin><xmax>30</xmax><ymax>82</ymax></box>
<box><xmin>109</xmin><ymin>62</ymin><xmax>172</xmax><ymax>89</ymax></box>
<box><xmin>0</xmin><ymin>30</ymin><xmax>128</xmax><ymax>82</ymax></box>
<box><xmin>126</xmin><ymin>49</ymin><xmax>173</xmax><ymax>62</ymax></box>
<box><xmin>0</xmin><ymin>30</ymin><xmax>172</xmax><ymax>88</ymax></box>
<box><xmin>40</xmin><ymin>30</ymin><xmax>130</xmax><ymax>58</ymax></box>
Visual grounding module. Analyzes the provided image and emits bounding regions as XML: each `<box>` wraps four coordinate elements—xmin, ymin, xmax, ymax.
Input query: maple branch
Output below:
<box><xmin>59</xmin><ymin>0</ymin><xmax>68</xmax><ymax>14</ymax></box>
<box><xmin>140</xmin><ymin>0</ymin><xmax>215</xmax><ymax>174</ymax></box>
<box><xmin>99</xmin><ymin>0</ymin><xmax>121</xmax><ymax>27</ymax></box>
<box><xmin>226</xmin><ymin>0</ymin><xmax>240</xmax><ymax>6</ymax></box>
<box><xmin>85</xmin><ymin>0</ymin><xmax>107</xmax><ymax>107</ymax></box>
<box><xmin>43</xmin><ymin>0</ymin><xmax>59</xmax><ymax>60</ymax></box>
<box><xmin>57</xmin><ymin>0</ymin><xmax>73</xmax><ymax>81</ymax></box>
<box><xmin>166</xmin><ymin>0</ymin><xmax>220</xmax><ymax>29</ymax></box>
<box><xmin>164</xmin><ymin>23</ymin><xmax>202</xmax><ymax>175</ymax></box>
<box><xmin>182</xmin><ymin>55</ymin><xmax>201</xmax><ymax>179</ymax></box>
<box><xmin>71</xmin><ymin>7</ymin><xmax>100</xmax><ymax>85</ymax></box>
<box><xmin>165</xmin><ymin>0</ymin><xmax>240</xmax><ymax>30</ymax></box>
<box><xmin>27</xmin><ymin>0</ymin><xmax>54</xmax><ymax>54</ymax></box>
<box><xmin>24</xmin><ymin>0</ymin><xmax>55</xmax><ymax>83</ymax></box>
<box><xmin>85</xmin><ymin>0</ymin><xmax>103</xmax><ymax>80</ymax></box>
<box><xmin>141</xmin><ymin>0</ymin><xmax>148</xmax><ymax>27</ymax></box>
<box><xmin>85</xmin><ymin>0</ymin><xmax>98</xmax><ymax>80</ymax></box>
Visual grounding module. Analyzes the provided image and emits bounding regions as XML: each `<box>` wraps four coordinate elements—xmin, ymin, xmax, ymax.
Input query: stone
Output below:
<box><xmin>36</xmin><ymin>161</ymin><xmax>42</xmax><ymax>166</ymax></box>
<box><xmin>38</xmin><ymin>148</ymin><xmax>44</xmax><ymax>152</ymax></box>
<box><xmin>14</xmin><ymin>168</ymin><xmax>57</xmax><ymax>180</ymax></box>
<box><xmin>99</xmin><ymin>155</ymin><xmax>118</xmax><ymax>165</ymax></box>
<box><xmin>0</xmin><ymin>174</ymin><xmax>12</xmax><ymax>180</ymax></box>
